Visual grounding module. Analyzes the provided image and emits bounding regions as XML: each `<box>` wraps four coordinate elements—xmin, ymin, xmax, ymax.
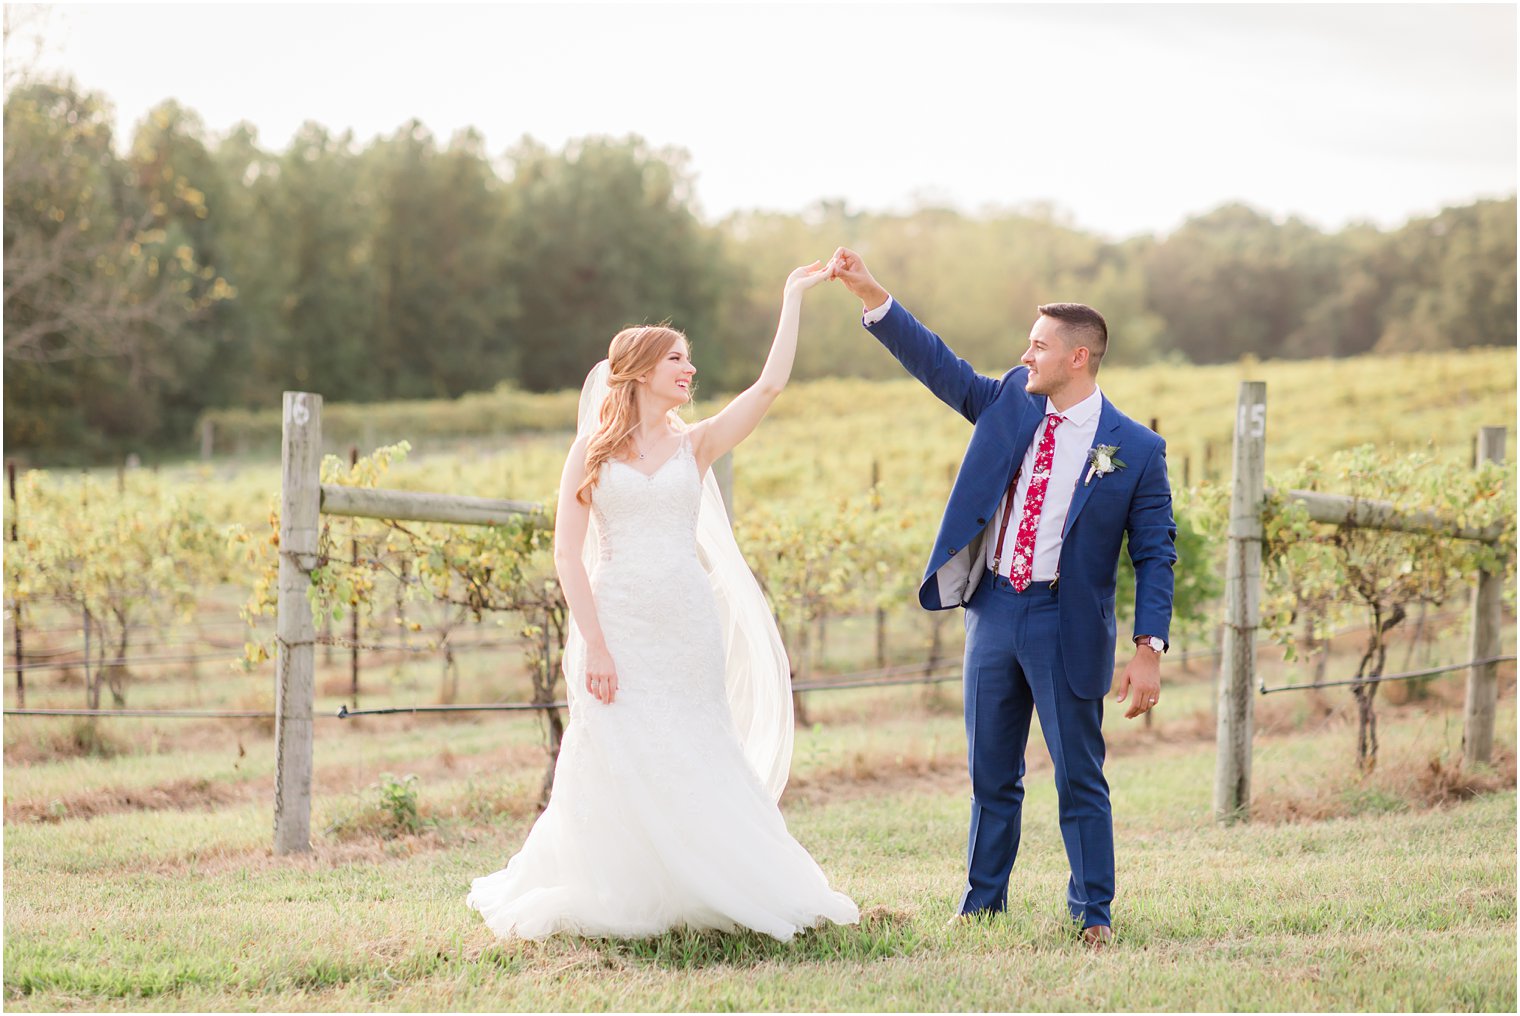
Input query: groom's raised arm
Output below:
<box><xmin>829</xmin><ymin>247</ymin><xmax>1000</xmax><ymax>424</ymax></box>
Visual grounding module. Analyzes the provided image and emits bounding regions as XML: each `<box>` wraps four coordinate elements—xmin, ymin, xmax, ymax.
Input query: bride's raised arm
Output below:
<box><xmin>690</xmin><ymin>261</ymin><xmax>831</xmax><ymax>474</ymax></box>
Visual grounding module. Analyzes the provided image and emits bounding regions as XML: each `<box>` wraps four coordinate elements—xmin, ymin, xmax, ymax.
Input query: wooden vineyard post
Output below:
<box><xmin>274</xmin><ymin>392</ymin><xmax>322</xmax><ymax>855</ymax></box>
<box><xmin>1464</xmin><ymin>426</ymin><xmax>1506</xmax><ymax>768</ymax></box>
<box><xmin>349</xmin><ymin>446</ymin><xmax>360</xmax><ymax>710</ymax></box>
<box><xmin>1215</xmin><ymin>382</ymin><xmax>1265</xmax><ymax>824</ymax></box>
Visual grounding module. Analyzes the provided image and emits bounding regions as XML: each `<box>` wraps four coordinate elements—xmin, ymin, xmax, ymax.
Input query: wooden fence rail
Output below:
<box><xmin>1276</xmin><ymin>488</ymin><xmax>1506</xmax><ymax>543</ymax></box>
<box><xmin>319</xmin><ymin>486</ymin><xmax>540</xmax><ymax>526</ymax></box>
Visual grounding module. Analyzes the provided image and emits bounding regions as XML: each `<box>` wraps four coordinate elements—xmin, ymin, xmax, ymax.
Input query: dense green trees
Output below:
<box><xmin>4</xmin><ymin>82</ymin><xmax>1515</xmax><ymax>463</ymax></box>
<box><xmin>4</xmin><ymin>84</ymin><xmax>221</xmax><ymax>455</ymax></box>
<box><xmin>502</xmin><ymin>136</ymin><xmax>725</xmax><ymax>392</ymax></box>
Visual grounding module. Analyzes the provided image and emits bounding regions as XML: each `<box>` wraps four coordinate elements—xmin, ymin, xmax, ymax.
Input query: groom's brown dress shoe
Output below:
<box><xmin>1081</xmin><ymin>924</ymin><xmax>1113</xmax><ymax>950</ymax></box>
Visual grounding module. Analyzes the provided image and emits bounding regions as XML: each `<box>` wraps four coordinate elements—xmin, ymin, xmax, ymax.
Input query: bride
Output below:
<box><xmin>467</xmin><ymin>261</ymin><xmax>860</xmax><ymax>941</ymax></box>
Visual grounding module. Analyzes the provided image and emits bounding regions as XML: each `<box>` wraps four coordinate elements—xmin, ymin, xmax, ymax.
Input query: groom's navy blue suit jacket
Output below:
<box><xmin>866</xmin><ymin>300</ymin><xmax>1177</xmax><ymax>700</ymax></box>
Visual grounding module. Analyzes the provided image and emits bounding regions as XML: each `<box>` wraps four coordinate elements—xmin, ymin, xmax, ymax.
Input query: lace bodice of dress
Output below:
<box><xmin>590</xmin><ymin>433</ymin><xmax>701</xmax><ymax>571</ymax></box>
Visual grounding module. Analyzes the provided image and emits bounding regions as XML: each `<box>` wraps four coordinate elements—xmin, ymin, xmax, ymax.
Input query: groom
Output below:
<box><xmin>827</xmin><ymin>248</ymin><xmax>1176</xmax><ymax>947</ymax></box>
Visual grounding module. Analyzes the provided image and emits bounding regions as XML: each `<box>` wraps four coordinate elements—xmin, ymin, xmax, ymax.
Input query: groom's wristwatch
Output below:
<box><xmin>1134</xmin><ymin>635</ymin><xmax>1167</xmax><ymax>654</ymax></box>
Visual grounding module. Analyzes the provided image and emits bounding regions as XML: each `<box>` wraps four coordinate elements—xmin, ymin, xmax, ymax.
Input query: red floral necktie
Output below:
<box><xmin>1005</xmin><ymin>414</ymin><xmax>1064</xmax><ymax>591</ymax></box>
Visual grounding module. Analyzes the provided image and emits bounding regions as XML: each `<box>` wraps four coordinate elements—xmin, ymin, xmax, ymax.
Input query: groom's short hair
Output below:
<box><xmin>1038</xmin><ymin>302</ymin><xmax>1108</xmax><ymax>372</ymax></box>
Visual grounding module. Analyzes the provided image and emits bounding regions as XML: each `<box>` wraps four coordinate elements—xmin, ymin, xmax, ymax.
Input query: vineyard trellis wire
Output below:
<box><xmin>7</xmin><ymin>633</ymin><xmax>1502</xmax><ymax>719</ymax></box>
<box><xmin>1260</xmin><ymin>655</ymin><xmax>1517</xmax><ymax>695</ymax></box>
<box><xmin>3</xmin><ymin>608</ymin><xmax>1471</xmax><ymax>682</ymax></box>
<box><xmin>0</xmin><ymin>661</ymin><xmax>962</xmax><ymax>720</ymax></box>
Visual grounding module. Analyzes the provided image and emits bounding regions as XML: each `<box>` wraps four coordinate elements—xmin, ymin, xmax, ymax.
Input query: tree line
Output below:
<box><xmin>5</xmin><ymin>80</ymin><xmax>1515</xmax><ymax>463</ymax></box>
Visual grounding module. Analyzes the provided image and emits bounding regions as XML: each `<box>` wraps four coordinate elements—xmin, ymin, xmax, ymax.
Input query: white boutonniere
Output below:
<box><xmin>1084</xmin><ymin>444</ymin><xmax>1126</xmax><ymax>486</ymax></box>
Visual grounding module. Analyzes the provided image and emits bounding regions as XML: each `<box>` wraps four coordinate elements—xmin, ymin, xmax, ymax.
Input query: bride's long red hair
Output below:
<box><xmin>576</xmin><ymin>325</ymin><xmax>689</xmax><ymax>506</ymax></box>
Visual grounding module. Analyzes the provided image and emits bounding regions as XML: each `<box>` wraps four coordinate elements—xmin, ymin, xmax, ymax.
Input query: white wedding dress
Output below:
<box><xmin>467</xmin><ymin>432</ymin><xmax>859</xmax><ymax>941</ymax></box>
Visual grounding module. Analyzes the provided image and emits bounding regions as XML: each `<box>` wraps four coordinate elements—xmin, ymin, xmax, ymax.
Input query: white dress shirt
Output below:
<box><xmin>987</xmin><ymin>385</ymin><xmax>1103</xmax><ymax>583</ymax></box>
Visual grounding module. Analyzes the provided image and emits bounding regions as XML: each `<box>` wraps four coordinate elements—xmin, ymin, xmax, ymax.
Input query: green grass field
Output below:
<box><xmin>4</xmin><ymin>645</ymin><xmax>1515</xmax><ymax>1012</ymax></box>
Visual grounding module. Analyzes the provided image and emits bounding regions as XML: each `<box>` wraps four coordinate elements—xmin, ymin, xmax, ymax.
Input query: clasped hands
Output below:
<box><xmin>784</xmin><ymin>248</ymin><xmax>889</xmax><ymax>307</ymax></box>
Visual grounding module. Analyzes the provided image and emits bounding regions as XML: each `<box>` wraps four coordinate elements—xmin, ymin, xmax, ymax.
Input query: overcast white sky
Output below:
<box><xmin>11</xmin><ymin>2</ymin><xmax>1517</xmax><ymax>238</ymax></box>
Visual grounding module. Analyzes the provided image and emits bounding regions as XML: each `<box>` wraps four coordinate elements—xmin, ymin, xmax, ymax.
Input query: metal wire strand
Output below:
<box><xmin>1259</xmin><ymin>655</ymin><xmax>1517</xmax><ymax>694</ymax></box>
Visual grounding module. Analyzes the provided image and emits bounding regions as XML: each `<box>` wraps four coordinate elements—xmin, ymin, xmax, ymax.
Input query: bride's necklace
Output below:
<box><xmin>632</xmin><ymin>428</ymin><xmax>665</xmax><ymax>461</ymax></box>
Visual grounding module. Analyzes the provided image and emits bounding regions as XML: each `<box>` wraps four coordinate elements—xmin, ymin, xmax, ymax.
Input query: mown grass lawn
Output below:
<box><xmin>4</xmin><ymin>682</ymin><xmax>1515</xmax><ymax>1012</ymax></box>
